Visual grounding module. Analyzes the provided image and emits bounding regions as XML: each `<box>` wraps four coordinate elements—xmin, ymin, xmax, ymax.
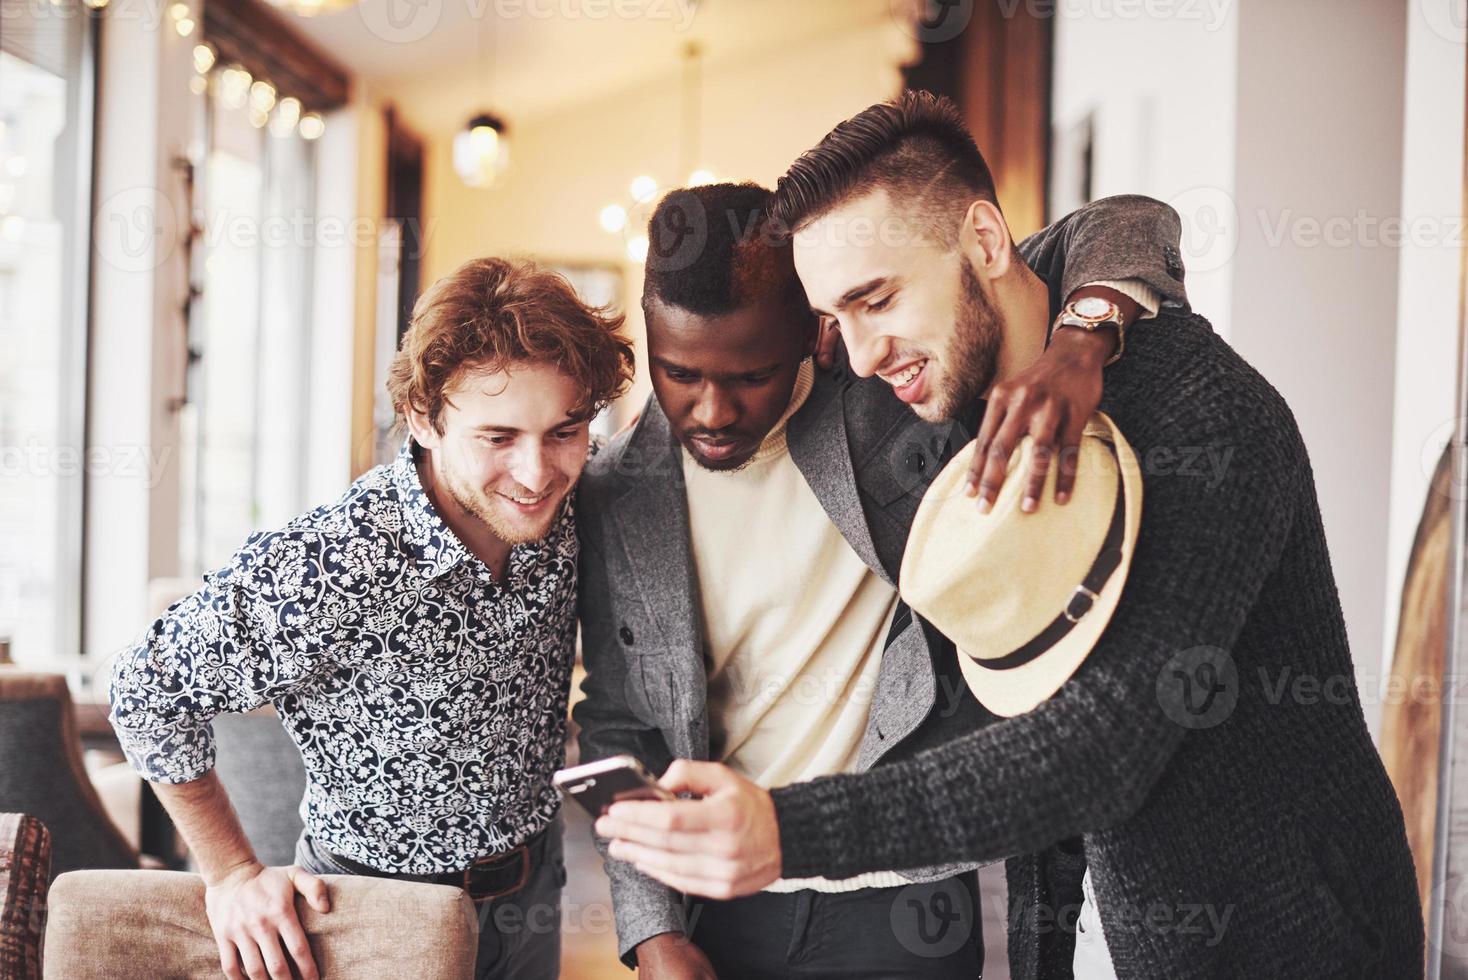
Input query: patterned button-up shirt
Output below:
<box><xmin>109</xmin><ymin>439</ymin><xmax>579</xmax><ymax>873</ymax></box>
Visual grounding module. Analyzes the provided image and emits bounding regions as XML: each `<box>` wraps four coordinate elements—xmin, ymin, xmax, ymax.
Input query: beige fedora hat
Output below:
<box><xmin>899</xmin><ymin>412</ymin><xmax>1143</xmax><ymax>717</ymax></box>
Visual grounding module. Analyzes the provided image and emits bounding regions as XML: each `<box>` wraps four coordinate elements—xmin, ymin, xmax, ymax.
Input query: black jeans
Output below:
<box><xmin>294</xmin><ymin>818</ymin><xmax>566</xmax><ymax>980</ymax></box>
<box><xmin>686</xmin><ymin>872</ymin><xmax>982</xmax><ymax>979</ymax></box>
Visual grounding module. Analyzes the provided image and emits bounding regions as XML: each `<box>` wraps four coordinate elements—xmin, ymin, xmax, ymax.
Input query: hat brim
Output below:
<box><xmin>956</xmin><ymin>415</ymin><xmax>1143</xmax><ymax>718</ymax></box>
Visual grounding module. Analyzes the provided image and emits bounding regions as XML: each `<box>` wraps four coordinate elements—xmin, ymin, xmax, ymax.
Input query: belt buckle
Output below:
<box><xmin>462</xmin><ymin>845</ymin><xmax>530</xmax><ymax>904</ymax></box>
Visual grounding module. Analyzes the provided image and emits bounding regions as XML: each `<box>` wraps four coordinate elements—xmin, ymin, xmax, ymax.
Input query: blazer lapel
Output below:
<box><xmin>608</xmin><ymin>403</ymin><xmax>701</xmax><ymax>658</ymax></box>
<box><xmin>787</xmin><ymin>372</ymin><xmax>894</xmax><ymax>587</ymax></box>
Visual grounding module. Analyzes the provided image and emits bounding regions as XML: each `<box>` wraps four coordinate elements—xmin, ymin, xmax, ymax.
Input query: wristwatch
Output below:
<box><xmin>1052</xmin><ymin>296</ymin><xmax>1126</xmax><ymax>365</ymax></box>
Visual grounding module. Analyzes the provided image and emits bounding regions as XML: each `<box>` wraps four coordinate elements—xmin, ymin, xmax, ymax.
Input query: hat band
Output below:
<box><xmin>972</xmin><ymin>442</ymin><xmax>1127</xmax><ymax>672</ymax></box>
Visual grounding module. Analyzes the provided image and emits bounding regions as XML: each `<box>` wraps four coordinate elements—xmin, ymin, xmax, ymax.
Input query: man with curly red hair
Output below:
<box><xmin>109</xmin><ymin>257</ymin><xmax>634</xmax><ymax>980</ymax></box>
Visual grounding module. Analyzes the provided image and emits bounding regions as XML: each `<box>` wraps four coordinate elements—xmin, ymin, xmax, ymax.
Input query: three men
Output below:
<box><xmin>110</xmin><ymin>257</ymin><xmax>634</xmax><ymax>980</ymax></box>
<box><xmin>594</xmin><ymin>92</ymin><xmax>1425</xmax><ymax>978</ymax></box>
<box><xmin>108</xmin><ymin>90</ymin><xmax>1425</xmax><ymax>980</ymax></box>
<box><xmin>574</xmin><ymin>179</ymin><xmax>1188</xmax><ymax>977</ymax></box>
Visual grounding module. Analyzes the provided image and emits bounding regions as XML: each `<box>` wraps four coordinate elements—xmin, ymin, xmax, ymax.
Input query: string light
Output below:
<box><xmin>169</xmin><ymin>3</ymin><xmax>194</xmax><ymax>36</ymax></box>
<box><xmin>629</xmin><ymin>176</ymin><xmax>658</xmax><ymax>204</ymax></box>
<box><xmin>270</xmin><ymin>97</ymin><xmax>302</xmax><ymax>138</ymax></box>
<box><xmin>248</xmin><ymin>80</ymin><xmax>276</xmax><ymax>114</ymax></box>
<box><xmin>218</xmin><ymin>65</ymin><xmax>251</xmax><ymax>110</ymax></box>
<box><xmin>598</xmin><ymin>204</ymin><xmax>628</xmax><ymax>234</ymax></box>
<box><xmin>188</xmin><ymin>55</ymin><xmax>322</xmax><ymax>143</ymax></box>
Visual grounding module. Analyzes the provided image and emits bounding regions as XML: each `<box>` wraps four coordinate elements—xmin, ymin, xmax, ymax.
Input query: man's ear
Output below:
<box><xmin>959</xmin><ymin>198</ymin><xmax>1015</xmax><ymax>282</ymax></box>
<box><xmin>404</xmin><ymin>406</ymin><xmax>440</xmax><ymax>450</ymax></box>
<box><xmin>798</xmin><ymin>308</ymin><xmax>820</xmax><ymax>357</ymax></box>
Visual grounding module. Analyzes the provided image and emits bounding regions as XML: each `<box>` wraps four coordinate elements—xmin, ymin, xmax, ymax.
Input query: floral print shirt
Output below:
<box><xmin>109</xmin><ymin>439</ymin><xmax>578</xmax><ymax>873</ymax></box>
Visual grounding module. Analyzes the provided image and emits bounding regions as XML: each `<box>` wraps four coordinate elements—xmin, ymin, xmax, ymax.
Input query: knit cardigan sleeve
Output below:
<box><xmin>771</xmin><ymin>324</ymin><xmax>1302</xmax><ymax>879</ymax></box>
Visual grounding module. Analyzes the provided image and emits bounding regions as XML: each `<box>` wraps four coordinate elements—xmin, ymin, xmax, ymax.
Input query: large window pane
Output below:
<box><xmin>0</xmin><ymin>7</ymin><xmax>94</xmax><ymax>667</ymax></box>
<box><xmin>178</xmin><ymin>80</ymin><xmax>318</xmax><ymax>575</ymax></box>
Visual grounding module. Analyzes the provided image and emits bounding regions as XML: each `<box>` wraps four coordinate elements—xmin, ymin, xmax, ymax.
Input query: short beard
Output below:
<box><xmin>444</xmin><ymin>469</ymin><xmax>563</xmax><ymax>546</ymax></box>
<box><xmin>925</xmin><ymin>260</ymin><xmax>1002</xmax><ymax>421</ymax></box>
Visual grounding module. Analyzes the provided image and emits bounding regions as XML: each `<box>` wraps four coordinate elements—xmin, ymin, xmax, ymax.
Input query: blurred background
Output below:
<box><xmin>1</xmin><ymin>0</ymin><xmax>1462</xmax><ymax>975</ymax></box>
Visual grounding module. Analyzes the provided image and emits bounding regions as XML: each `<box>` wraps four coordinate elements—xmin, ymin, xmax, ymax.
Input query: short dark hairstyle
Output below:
<box><xmin>771</xmin><ymin>90</ymin><xmax>998</xmax><ymax>248</ymax></box>
<box><xmin>642</xmin><ymin>181</ymin><xmax>805</xmax><ymax>318</ymax></box>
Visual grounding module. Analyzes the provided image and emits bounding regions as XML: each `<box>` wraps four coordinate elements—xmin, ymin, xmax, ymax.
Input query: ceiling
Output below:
<box><xmin>285</xmin><ymin>0</ymin><xmax>896</xmax><ymax>134</ymax></box>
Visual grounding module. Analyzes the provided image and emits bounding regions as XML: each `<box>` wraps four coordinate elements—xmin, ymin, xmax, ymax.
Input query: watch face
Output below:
<box><xmin>1073</xmin><ymin>296</ymin><xmax>1114</xmax><ymax>319</ymax></box>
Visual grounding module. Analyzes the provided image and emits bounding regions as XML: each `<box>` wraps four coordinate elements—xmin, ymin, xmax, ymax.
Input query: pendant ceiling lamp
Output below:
<box><xmin>454</xmin><ymin>113</ymin><xmax>509</xmax><ymax>188</ymax></box>
<box><xmin>455</xmin><ymin>12</ymin><xmax>510</xmax><ymax>188</ymax></box>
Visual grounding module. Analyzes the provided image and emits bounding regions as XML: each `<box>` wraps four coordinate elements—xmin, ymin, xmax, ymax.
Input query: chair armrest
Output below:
<box><xmin>0</xmin><ymin>813</ymin><xmax>51</xmax><ymax>980</ymax></box>
<box><xmin>43</xmin><ymin>869</ymin><xmax>480</xmax><ymax>979</ymax></box>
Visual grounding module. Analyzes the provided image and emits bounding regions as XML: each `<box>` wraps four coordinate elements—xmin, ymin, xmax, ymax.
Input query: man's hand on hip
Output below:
<box><xmin>596</xmin><ymin>760</ymin><xmax>781</xmax><ymax>899</ymax></box>
<box><xmin>204</xmin><ymin>862</ymin><xmax>330</xmax><ymax>980</ymax></box>
<box><xmin>635</xmin><ymin>932</ymin><xmax>720</xmax><ymax>979</ymax></box>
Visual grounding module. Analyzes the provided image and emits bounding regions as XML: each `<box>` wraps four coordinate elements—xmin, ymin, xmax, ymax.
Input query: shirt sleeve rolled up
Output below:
<box><xmin>108</xmin><ymin>533</ymin><xmax>325</xmax><ymax>784</ymax></box>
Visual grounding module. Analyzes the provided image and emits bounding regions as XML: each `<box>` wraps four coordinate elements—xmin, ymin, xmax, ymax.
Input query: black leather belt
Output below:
<box><xmin>325</xmin><ymin>823</ymin><xmax>550</xmax><ymax>904</ymax></box>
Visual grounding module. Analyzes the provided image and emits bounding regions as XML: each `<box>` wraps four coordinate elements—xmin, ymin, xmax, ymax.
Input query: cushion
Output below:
<box><xmin>43</xmin><ymin>870</ymin><xmax>479</xmax><ymax>979</ymax></box>
<box><xmin>1</xmin><ymin>813</ymin><xmax>50</xmax><ymax>980</ymax></box>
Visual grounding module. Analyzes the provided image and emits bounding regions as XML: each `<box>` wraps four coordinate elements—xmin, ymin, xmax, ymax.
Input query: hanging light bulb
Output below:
<box><xmin>259</xmin><ymin>0</ymin><xmax>358</xmax><ymax>15</ymax></box>
<box><xmin>599</xmin><ymin>204</ymin><xmax>628</xmax><ymax>234</ymax></box>
<box><xmin>271</xmin><ymin>97</ymin><xmax>302</xmax><ymax>138</ymax></box>
<box><xmin>192</xmin><ymin>42</ymin><xmax>216</xmax><ymax>74</ymax></box>
<box><xmin>453</xmin><ymin>113</ymin><xmax>510</xmax><ymax>189</ymax></box>
<box><xmin>249</xmin><ymin>80</ymin><xmax>277</xmax><ymax>114</ymax></box>
<box><xmin>688</xmin><ymin>169</ymin><xmax>717</xmax><ymax>187</ymax></box>
<box><xmin>218</xmin><ymin>65</ymin><xmax>251</xmax><ymax>110</ymax></box>
<box><xmin>625</xmin><ymin>234</ymin><xmax>649</xmax><ymax>264</ymax></box>
<box><xmin>298</xmin><ymin>113</ymin><xmax>325</xmax><ymax>140</ymax></box>
<box><xmin>629</xmin><ymin>175</ymin><xmax>658</xmax><ymax>204</ymax></box>
<box><xmin>168</xmin><ymin>2</ymin><xmax>195</xmax><ymax>34</ymax></box>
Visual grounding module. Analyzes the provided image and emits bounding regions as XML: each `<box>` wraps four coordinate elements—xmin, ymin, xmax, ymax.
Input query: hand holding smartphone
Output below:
<box><xmin>553</xmin><ymin>755</ymin><xmax>675</xmax><ymax>817</ymax></box>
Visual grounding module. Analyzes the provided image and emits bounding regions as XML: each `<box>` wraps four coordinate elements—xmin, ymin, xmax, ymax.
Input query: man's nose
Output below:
<box><xmin>844</xmin><ymin>322</ymin><xmax>887</xmax><ymax>379</ymax></box>
<box><xmin>510</xmin><ymin>443</ymin><xmax>553</xmax><ymax>494</ymax></box>
<box><xmin>690</xmin><ymin>384</ymin><xmax>738</xmax><ymax>432</ymax></box>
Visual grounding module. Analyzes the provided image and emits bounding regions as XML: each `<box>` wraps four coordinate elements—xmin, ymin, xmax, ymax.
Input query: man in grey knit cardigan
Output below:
<box><xmin>595</xmin><ymin>92</ymin><xmax>1424</xmax><ymax>978</ymax></box>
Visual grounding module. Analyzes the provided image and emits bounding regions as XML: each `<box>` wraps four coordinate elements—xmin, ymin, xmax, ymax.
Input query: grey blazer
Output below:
<box><xmin>572</xmin><ymin>195</ymin><xmax>1190</xmax><ymax>963</ymax></box>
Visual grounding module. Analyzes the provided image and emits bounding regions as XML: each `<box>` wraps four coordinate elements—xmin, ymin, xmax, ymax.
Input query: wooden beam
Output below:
<box><xmin>202</xmin><ymin>0</ymin><xmax>350</xmax><ymax>113</ymax></box>
<box><xmin>903</xmin><ymin>0</ymin><xmax>1053</xmax><ymax>239</ymax></box>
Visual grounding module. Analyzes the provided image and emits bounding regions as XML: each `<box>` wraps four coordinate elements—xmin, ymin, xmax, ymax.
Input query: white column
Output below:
<box><xmin>85</xmin><ymin>5</ymin><xmax>197</xmax><ymax>667</ymax></box>
<box><xmin>1228</xmin><ymin>0</ymin><xmax>1409</xmax><ymax>737</ymax></box>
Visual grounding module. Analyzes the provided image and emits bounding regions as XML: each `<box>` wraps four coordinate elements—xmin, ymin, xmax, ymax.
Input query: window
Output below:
<box><xmin>0</xmin><ymin>1</ymin><xmax>96</xmax><ymax>666</ymax></box>
<box><xmin>177</xmin><ymin>80</ymin><xmax>319</xmax><ymax>575</ymax></box>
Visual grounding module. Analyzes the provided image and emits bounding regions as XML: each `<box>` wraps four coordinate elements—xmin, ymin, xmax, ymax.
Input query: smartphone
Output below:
<box><xmin>554</xmin><ymin>755</ymin><xmax>675</xmax><ymax>817</ymax></box>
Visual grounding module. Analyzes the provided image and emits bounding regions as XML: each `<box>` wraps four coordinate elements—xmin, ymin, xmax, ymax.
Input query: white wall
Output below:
<box><xmin>1056</xmin><ymin>0</ymin><xmax>1413</xmax><ymax>738</ymax></box>
<box><xmin>1051</xmin><ymin>2</ymin><xmax>1239</xmax><ymax>336</ymax></box>
<box><xmin>1382</xmin><ymin>0</ymin><xmax>1466</xmax><ymax>674</ymax></box>
<box><xmin>1229</xmin><ymin>0</ymin><xmax>1408</xmax><ymax>737</ymax></box>
<box><xmin>421</xmin><ymin>15</ymin><xmax>915</xmax><ymax>421</ymax></box>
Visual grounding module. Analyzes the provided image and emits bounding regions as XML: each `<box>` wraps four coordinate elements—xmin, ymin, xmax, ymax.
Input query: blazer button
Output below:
<box><xmin>619</xmin><ymin>625</ymin><xmax>634</xmax><ymax>646</ymax></box>
<box><xmin>904</xmin><ymin>450</ymin><xmax>926</xmax><ymax>473</ymax></box>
